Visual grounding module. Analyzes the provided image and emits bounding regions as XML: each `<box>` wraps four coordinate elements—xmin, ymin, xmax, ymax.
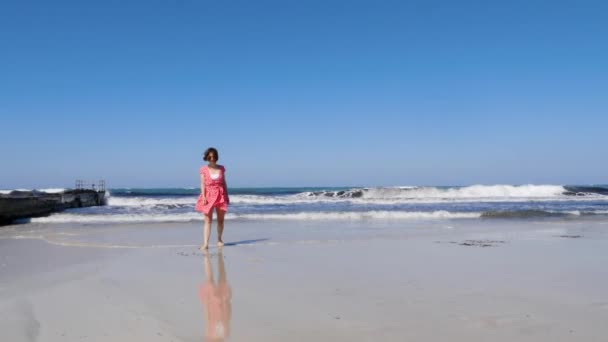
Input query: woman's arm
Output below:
<box><xmin>200</xmin><ymin>173</ymin><xmax>207</xmax><ymax>204</ymax></box>
<box><xmin>223</xmin><ymin>173</ymin><xmax>230</xmax><ymax>204</ymax></box>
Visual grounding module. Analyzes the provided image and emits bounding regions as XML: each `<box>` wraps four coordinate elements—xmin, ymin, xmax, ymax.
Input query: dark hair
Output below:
<box><xmin>203</xmin><ymin>147</ymin><xmax>219</xmax><ymax>161</ymax></box>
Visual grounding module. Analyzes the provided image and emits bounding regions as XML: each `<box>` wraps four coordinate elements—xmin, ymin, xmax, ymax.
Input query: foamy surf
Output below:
<box><xmin>0</xmin><ymin>188</ymin><xmax>67</xmax><ymax>194</ymax></box>
<box><xmin>28</xmin><ymin>210</ymin><xmax>482</xmax><ymax>224</ymax></box>
<box><xmin>8</xmin><ymin>184</ymin><xmax>607</xmax><ymax>225</ymax></box>
<box><xmin>106</xmin><ymin>196</ymin><xmax>196</xmax><ymax>207</ymax></box>
<box><xmin>297</xmin><ymin>184</ymin><xmax>595</xmax><ymax>202</ymax></box>
<box><xmin>230</xmin><ymin>211</ymin><xmax>482</xmax><ymax>220</ymax></box>
<box><xmin>29</xmin><ymin>208</ymin><xmax>608</xmax><ymax>224</ymax></box>
<box><xmin>101</xmin><ymin>184</ymin><xmax>608</xmax><ymax>209</ymax></box>
<box><xmin>28</xmin><ymin>212</ymin><xmax>203</xmax><ymax>224</ymax></box>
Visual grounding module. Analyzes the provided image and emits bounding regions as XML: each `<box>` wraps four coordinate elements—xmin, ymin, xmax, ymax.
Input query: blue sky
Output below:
<box><xmin>1</xmin><ymin>0</ymin><xmax>607</xmax><ymax>188</ymax></box>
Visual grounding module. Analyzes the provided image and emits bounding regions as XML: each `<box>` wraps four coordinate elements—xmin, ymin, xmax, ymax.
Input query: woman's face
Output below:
<box><xmin>207</xmin><ymin>153</ymin><xmax>217</xmax><ymax>162</ymax></box>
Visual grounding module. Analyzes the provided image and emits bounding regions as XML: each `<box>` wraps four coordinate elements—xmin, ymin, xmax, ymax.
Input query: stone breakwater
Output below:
<box><xmin>0</xmin><ymin>189</ymin><xmax>106</xmax><ymax>226</ymax></box>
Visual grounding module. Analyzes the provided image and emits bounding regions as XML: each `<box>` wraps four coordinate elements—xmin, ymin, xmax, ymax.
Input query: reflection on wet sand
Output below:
<box><xmin>199</xmin><ymin>250</ymin><xmax>232</xmax><ymax>341</ymax></box>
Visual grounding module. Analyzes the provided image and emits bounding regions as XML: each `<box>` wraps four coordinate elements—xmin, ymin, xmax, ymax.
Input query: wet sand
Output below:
<box><xmin>1</xmin><ymin>218</ymin><xmax>608</xmax><ymax>341</ymax></box>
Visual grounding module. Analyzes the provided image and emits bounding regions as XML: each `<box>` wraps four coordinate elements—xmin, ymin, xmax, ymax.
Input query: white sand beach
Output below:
<box><xmin>1</xmin><ymin>218</ymin><xmax>607</xmax><ymax>341</ymax></box>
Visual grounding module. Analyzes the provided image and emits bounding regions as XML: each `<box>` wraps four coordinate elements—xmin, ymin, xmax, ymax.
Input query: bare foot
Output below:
<box><xmin>199</xmin><ymin>244</ymin><xmax>209</xmax><ymax>250</ymax></box>
<box><xmin>217</xmin><ymin>240</ymin><xmax>224</xmax><ymax>247</ymax></box>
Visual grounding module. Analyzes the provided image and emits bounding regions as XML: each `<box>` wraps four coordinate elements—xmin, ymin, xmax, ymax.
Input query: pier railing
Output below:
<box><xmin>75</xmin><ymin>180</ymin><xmax>106</xmax><ymax>192</ymax></box>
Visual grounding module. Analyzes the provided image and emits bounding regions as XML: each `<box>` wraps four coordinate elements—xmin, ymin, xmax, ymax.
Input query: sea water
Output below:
<box><xmin>20</xmin><ymin>185</ymin><xmax>608</xmax><ymax>224</ymax></box>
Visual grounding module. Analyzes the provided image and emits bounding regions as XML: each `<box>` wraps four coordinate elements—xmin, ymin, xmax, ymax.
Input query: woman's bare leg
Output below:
<box><xmin>216</xmin><ymin>209</ymin><xmax>226</xmax><ymax>247</ymax></box>
<box><xmin>201</xmin><ymin>211</ymin><xmax>214</xmax><ymax>250</ymax></box>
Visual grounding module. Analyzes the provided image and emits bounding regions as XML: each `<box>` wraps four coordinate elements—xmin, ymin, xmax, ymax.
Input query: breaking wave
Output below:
<box><xmin>103</xmin><ymin>185</ymin><xmax>608</xmax><ymax>209</ymax></box>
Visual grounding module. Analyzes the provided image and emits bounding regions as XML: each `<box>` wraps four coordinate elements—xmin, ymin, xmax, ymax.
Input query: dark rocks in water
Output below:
<box><xmin>0</xmin><ymin>189</ymin><xmax>106</xmax><ymax>226</ymax></box>
<box><xmin>308</xmin><ymin>189</ymin><xmax>365</xmax><ymax>198</ymax></box>
<box><xmin>563</xmin><ymin>185</ymin><xmax>608</xmax><ymax>196</ymax></box>
<box><xmin>330</xmin><ymin>189</ymin><xmax>364</xmax><ymax>198</ymax></box>
<box><xmin>348</xmin><ymin>190</ymin><xmax>364</xmax><ymax>198</ymax></box>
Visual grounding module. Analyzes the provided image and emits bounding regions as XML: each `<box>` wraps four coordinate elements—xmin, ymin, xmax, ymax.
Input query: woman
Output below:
<box><xmin>195</xmin><ymin>147</ymin><xmax>230</xmax><ymax>249</ymax></box>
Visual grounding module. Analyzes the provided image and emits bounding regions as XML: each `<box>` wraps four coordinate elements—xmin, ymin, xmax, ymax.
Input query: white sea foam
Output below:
<box><xmin>38</xmin><ymin>188</ymin><xmax>67</xmax><ymax>193</ymax></box>
<box><xmin>29</xmin><ymin>210</ymin><xmax>481</xmax><ymax>224</ymax></box>
<box><xmin>231</xmin><ymin>211</ymin><xmax>482</xmax><ymax>220</ymax></box>
<box><xmin>360</xmin><ymin>184</ymin><xmax>567</xmax><ymax>199</ymax></box>
<box><xmin>0</xmin><ymin>188</ymin><xmax>66</xmax><ymax>194</ymax></box>
<box><xmin>0</xmin><ymin>188</ymin><xmax>31</xmax><ymax>194</ymax></box>
<box><xmin>227</xmin><ymin>184</ymin><xmax>606</xmax><ymax>206</ymax></box>
<box><xmin>107</xmin><ymin>196</ymin><xmax>196</xmax><ymax>207</ymax></box>
<box><xmin>106</xmin><ymin>194</ymin><xmax>313</xmax><ymax>208</ymax></box>
<box><xmin>29</xmin><ymin>212</ymin><xmax>204</xmax><ymax>224</ymax></box>
<box><xmin>591</xmin><ymin>210</ymin><xmax>608</xmax><ymax>214</ymax></box>
<box><xmin>98</xmin><ymin>184</ymin><xmax>608</xmax><ymax>210</ymax></box>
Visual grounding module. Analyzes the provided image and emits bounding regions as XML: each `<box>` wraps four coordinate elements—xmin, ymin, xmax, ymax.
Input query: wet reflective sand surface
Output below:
<box><xmin>1</xmin><ymin>218</ymin><xmax>608</xmax><ymax>341</ymax></box>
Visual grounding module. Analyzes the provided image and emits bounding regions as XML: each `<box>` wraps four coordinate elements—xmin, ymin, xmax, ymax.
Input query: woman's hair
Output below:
<box><xmin>203</xmin><ymin>147</ymin><xmax>219</xmax><ymax>161</ymax></box>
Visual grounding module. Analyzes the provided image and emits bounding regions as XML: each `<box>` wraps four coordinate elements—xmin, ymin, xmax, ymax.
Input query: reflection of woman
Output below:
<box><xmin>199</xmin><ymin>251</ymin><xmax>232</xmax><ymax>341</ymax></box>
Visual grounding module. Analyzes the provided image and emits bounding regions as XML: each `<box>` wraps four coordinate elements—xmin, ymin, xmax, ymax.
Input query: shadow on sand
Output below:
<box><xmin>223</xmin><ymin>238</ymin><xmax>269</xmax><ymax>247</ymax></box>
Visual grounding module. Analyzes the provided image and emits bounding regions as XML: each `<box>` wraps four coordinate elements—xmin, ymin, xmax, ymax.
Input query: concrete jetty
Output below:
<box><xmin>0</xmin><ymin>189</ymin><xmax>106</xmax><ymax>226</ymax></box>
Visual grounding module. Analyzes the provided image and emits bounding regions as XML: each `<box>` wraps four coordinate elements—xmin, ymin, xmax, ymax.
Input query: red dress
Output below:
<box><xmin>195</xmin><ymin>165</ymin><xmax>228</xmax><ymax>215</ymax></box>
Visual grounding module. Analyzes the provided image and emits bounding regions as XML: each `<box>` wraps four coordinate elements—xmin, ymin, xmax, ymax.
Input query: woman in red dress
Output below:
<box><xmin>195</xmin><ymin>147</ymin><xmax>230</xmax><ymax>249</ymax></box>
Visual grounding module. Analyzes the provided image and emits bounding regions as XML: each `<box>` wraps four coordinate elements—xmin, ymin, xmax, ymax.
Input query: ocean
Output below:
<box><xmin>23</xmin><ymin>184</ymin><xmax>608</xmax><ymax>224</ymax></box>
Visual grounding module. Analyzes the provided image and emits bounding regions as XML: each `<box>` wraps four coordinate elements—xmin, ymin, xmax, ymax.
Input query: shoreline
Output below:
<box><xmin>1</xmin><ymin>219</ymin><xmax>607</xmax><ymax>341</ymax></box>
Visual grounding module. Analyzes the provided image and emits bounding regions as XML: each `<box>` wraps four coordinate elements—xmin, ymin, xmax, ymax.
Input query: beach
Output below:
<box><xmin>1</xmin><ymin>217</ymin><xmax>607</xmax><ymax>341</ymax></box>
<box><xmin>4</xmin><ymin>0</ymin><xmax>607</xmax><ymax>340</ymax></box>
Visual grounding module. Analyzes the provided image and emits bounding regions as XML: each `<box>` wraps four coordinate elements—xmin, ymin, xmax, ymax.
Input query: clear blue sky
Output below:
<box><xmin>1</xmin><ymin>0</ymin><xmax>606</xmax><ymax>188</ymax></box>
